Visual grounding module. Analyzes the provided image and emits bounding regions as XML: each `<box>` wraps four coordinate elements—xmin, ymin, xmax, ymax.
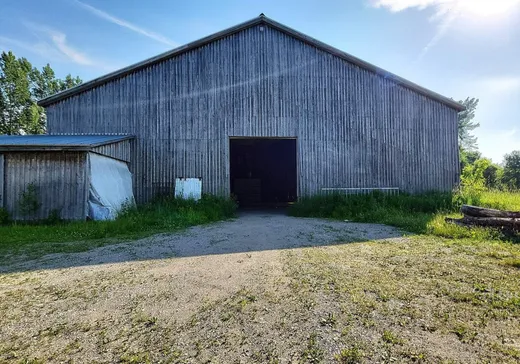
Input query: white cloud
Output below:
<box><xmin>369</xmin><ymin>0</ymin><xmax>446</xmax><ymax>13</ymax></box>
<box><xmin>49</xmin><ymin>32</ymin><xmax>92</xmax><ymax>66</ymax></box>
<box><xmin>370</xmin><ymin>0</ymin><xmax>520</xmax><ymax>15</ymax></box>
<box><xmin>74</xmin><ymin>0</ymin><xmax>177</xmax><ymax>47</ymax></box>
<box><xmin>369</xmin><ymin>0</ymin><xmax>520</xmax><ymax>57</ymax></box>
<box><xmin>0</xmin><ymin>23</ymin><xmax>115</xmax><ymax>71</ymax></box>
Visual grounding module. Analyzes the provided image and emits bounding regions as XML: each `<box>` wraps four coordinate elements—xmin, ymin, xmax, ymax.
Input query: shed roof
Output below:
<box><xmin>37</xmin><ymin>14</ymin><xmax>464</xmax><ymax>112</ymax></box>
<box><xmin>0</xmin><ymin>135</ymin><xmax>133</xmax><ymax>151</ymax></box>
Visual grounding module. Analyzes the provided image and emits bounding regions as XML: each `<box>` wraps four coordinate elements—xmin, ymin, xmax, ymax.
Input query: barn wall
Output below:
<box><xmin>92</xmin><ymin>139</ymin><xmax>132</xmax><ymax>162</ymax></box>
<box><xmin>4</xmin><ymin>152</ymin><xmax>88</xmax><ymax>220</ymax></box>
<box><xmin>46</xmin><ymin>24</ymin><xmax>460</xmax><ymax>202</ymax></box>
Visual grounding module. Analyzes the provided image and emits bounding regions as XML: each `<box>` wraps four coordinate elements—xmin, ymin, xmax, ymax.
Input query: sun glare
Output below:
<box><xmin>457</xmin><ymin>0</ymin><xmax>520</xmax><ymax>18</ymax></box>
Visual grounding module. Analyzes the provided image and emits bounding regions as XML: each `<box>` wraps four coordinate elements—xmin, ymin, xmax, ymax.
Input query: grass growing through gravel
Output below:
<box><xmin>282</xmin><ymin>235</ymin><xmax>520</xmax><ymax>363</ymax></box>
<box><xmin>2</xmin><ymin>232</ymin><xmax>518</xmax><ymax>363</ymax></box>
<box><xmin>289</xmin><ymin>190</ymin><xmax>520</xmax><ymax>241</ymax></box>
<box><xmin>0</xmin><ymin>195</ymin><xmax>236</xmax><ymax>263</ymax></box>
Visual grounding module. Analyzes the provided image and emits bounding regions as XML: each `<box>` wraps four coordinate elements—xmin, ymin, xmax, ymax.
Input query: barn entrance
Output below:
<box><xmin>229</xmin><ymin>138</ymin><xmax>297</xmax><ymax>207</ymax></box>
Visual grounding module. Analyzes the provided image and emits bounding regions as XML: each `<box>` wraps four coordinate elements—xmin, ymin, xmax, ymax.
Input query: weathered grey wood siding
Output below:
<box><xmin>4</xmin><ymin>152</ymin><xmax>88</xmax><ymax>220</ymax></box>
<box><xmin>45</xmin><ymin>24</ymin><xmax>459</xmax><ymax>203</ymax></box>
<box><xmin>0</xmin><ymin>154</ymin><xmax>4</xmax><ymax>208</ymax></box>
<box><xmin>92</xmin><ymin>140</ymin><xmax>132</xmax><ymax>162</ymax></box>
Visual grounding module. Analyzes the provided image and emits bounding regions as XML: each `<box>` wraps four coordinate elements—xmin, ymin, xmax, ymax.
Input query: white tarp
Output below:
<box><xmin>175</xmin><ymin>178</ymin><xmax>202</xmax><ymax>200</ymax></box>
<box><xmin>88</xmin><ymin>153</ymin><xmax>135</xmax><ymax>220</ymax></box>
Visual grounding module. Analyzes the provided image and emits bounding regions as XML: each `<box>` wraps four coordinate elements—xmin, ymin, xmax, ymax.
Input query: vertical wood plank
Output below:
<box><xmin>44</xmin><ymin>24</ymin><xmax>460</xmax><ymax>202</ymax></box>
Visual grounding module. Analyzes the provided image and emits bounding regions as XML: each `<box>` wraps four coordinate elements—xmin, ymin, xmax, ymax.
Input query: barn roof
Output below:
<box><xmin>0</xmin><ymin>135</ymin><xmax>133</xmax><ymax>151</ymax></box>
<box><xmin>37</xmin><ymin>14</ymin><xmax>464</xmax><ymax>111</ymax></box>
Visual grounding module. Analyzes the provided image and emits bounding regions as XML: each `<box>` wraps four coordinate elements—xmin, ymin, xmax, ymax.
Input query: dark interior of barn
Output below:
<box><xmin>229</xmin><ymin>138</ymin><xmax>297</xmax><ymax>207</ymax></box>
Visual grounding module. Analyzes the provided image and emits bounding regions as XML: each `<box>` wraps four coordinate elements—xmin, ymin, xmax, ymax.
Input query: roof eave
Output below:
<box><xmin>0</xmin><ymin>135</ymin><xmax>135</xmax><ymax>151</ymax></box>
<box><xmin>38</xmin><ymin>15</ymin><xmax>465</xmax><ymax>112</ymax></box>
<box><xmin>0</xmin><ymin>146</ymin><xmax>92</xmax><ymax>152</ymax></box>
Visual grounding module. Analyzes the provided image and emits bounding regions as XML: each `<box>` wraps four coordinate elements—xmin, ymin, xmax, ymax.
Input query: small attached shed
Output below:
<box><xmin>0</xmin><ymin>135</ymin><xmax>134</xmax><ymax>221</ymax></box>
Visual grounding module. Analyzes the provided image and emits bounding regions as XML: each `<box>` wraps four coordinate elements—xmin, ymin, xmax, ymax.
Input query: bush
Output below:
<box><xmin>18</xmin><ymin>182</ymin><xmax>41</xmax><ymax>217</ymax></box>
<box><xmin>44</xmin><ymin>209</ymin><xmax>62</xmax><ymax>225</ymax></box>
<box><xmin>0</xmin><ymin>207</ymin><xmax>10</xmax><ymax>225</ymax></box>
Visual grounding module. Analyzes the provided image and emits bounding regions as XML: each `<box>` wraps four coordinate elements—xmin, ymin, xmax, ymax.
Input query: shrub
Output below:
<box><xmin>0</xmin><ymin>207</ymin><xmax>10</xmax><ymax>225</ymax></box>
<box><xmin>18</xmin><ymin>182</ymin><xmax>41</xmax><ymax>218</ymax></box>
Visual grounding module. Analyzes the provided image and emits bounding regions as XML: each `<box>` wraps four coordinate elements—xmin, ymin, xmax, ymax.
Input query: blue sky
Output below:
<box><xmin>1</xmin><ymin>0</ymin><xmax>519</xmax><ymax>163</ymax></box>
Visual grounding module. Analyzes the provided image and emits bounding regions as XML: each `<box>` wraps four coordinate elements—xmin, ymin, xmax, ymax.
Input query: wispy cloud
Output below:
<box><xmin>24</xmin><ymin>22</ymin><xmax>95</xmax><ymax>66</ymax></box>
<box><xmin>74</xmin><ymin>0</ymin><xmax>177</xmax><ymax>47</ymax></box>
<box><xmin>369</xmin><ymin>0</ymin><xmax>446</xmax><ymax>13</ymax></box>
<box><xmin>0</xmin><ymin>36</ymin><xmax>64</xmax><ymax>62</ymax></box>
<box><xmin>0</xmin><ymin>22</ymin><xmax>115</xmax><ymax>71</ymax></box>
<box><xmin>368</xmin><ymin>0</ymin><xmax>520</xmax><ymax>58</ymax></box>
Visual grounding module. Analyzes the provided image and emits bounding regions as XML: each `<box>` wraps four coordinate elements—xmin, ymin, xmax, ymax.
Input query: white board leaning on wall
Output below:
<box><xmin>175</xmin><ymin>178</ymin><xmax>202</xmax><ymax>200</ymax></box>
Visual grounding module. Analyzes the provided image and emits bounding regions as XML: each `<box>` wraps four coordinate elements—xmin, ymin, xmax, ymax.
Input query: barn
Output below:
<box><xmin>37</xmin><ymin>14</ymin><xmax>464</xmax><ymax>207</ymax></box>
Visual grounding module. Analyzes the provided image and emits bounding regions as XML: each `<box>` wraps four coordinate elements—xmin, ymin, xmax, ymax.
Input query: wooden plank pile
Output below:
<box><xmin>446</xmin><ymin>205</ymin><xmax>520</xmax><ymax>234</ymax></box>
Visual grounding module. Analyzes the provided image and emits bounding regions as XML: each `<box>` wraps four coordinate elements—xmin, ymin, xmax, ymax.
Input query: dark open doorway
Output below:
<box><xmin>229</xmin><ymin>138</ymin><xmax>297</xmax><ymax>207</ymax></box>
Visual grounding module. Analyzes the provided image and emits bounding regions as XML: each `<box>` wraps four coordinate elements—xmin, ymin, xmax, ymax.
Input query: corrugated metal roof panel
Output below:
<box><xmin>0</xmin><ymin>135</ymin><xmax>133</xmax><ymax>151</ymax></box>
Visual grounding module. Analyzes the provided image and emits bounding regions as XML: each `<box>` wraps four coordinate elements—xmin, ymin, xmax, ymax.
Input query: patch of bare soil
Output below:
<box><xmin>0</xmin><ymin>213</ymin><xmax>519</xmax><ymax>363</ymax></box>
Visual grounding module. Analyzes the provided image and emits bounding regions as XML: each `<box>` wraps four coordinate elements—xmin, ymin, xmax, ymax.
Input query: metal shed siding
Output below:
<box><xmin>4</xmin><ymin>152</ymin><xmax>88</xmax><ymax>220</ymax></box>
<box><xmin>92</xmin><ymin>140</ymin><xmax>132</xmax><ymax>162</ymax></box>
<box><xmin>46</xmin><ymin>24</ymin><xmax>459</xmax><ymax>202</ymax></box>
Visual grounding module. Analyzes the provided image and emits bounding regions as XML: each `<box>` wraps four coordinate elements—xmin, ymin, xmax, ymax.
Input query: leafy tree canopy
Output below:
<box><xmin>0</xmin><ymin>51</ymin><xmax>82</xmax><ymax>135</ymax></box>
<box><xmin>503</xmin><ymin>151</ymin><xmax>520</xmax><ymax>190</ymax></box>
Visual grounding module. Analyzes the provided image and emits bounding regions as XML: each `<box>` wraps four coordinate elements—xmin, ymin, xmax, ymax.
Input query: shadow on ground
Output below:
<box><xmin>0</xmin><ymin>210</ymin><xmax>407</xmax><ymax>274</ymax></box>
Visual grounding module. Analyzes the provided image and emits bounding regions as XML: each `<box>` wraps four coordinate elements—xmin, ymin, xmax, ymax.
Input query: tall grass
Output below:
<box><xmin>479</xmin><ymin>190</ymin><xmax>520</xmax><ymax>211</ymax></box>
<box><xmin>289</xmin><ymin>190</ymin><xmax>519</xmax><ymax>240</ymax></box>
<box><xmin>0</xmin><ymin>195</ymin><xmax>236</xmax><ymax>261</ymax></box>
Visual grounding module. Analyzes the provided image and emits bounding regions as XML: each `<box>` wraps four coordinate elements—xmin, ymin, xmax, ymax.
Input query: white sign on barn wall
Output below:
<box><xmin>175</xmin><ymin>178</ymin><xmax>202</xmax><ymax>200</ymax></box>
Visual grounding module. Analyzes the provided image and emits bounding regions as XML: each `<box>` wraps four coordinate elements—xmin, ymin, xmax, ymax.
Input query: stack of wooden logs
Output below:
<box><xmin>446</xmin><ymin>205</ymin><xmax>520</xmax><ymax>234</ymax></box>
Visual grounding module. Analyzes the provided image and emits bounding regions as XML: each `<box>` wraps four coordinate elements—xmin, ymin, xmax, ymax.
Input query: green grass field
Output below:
<box><xmin>289</xmin><ymin>190</ymin><xmax>520</xmax><ymax>242</ymax></box>
<box><xmin>0</xmin><ymin>195</ymin><xmax>236</xmax><ymax>263</ymax></box>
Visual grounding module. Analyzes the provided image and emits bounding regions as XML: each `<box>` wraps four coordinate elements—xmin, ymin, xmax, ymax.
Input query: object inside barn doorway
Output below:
<box><xmin>229</xmin><ymin>138</ymin><xmax>297</xmax><ymax>207</ymax></box>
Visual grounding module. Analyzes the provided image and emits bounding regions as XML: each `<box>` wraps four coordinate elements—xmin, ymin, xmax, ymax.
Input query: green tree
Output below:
<box><xmin>482</xmin><ymin>162</ymin><xmax>502</xmax><ymax>189</ymax></box>
<box><xmin>461</xmin><ymin>158</ymin><xmax>504</xmax><ymax>190</ymax></box>
<box><xmin>0</xmin><ymin>51</ymin><xmax>82</xmax><ymax>135</ymax></box>
<box><xmin>502</xmin><ymin>151</ymin><xmax>520</xmax><ymax>190</ymax></box>
<box><xmin>459</xmin><ymin>148</ymin><xmax>481</xmax><ymax>171</ymax></box>
<box><xmin>457</xmin><ymin>97</ymin><xmax>480</xmax><ymax>152</ymax></box>
<box><xmin>0</xmin><ymin>51</ymin><xmax>33</xmax><ymax>134</ymax></box>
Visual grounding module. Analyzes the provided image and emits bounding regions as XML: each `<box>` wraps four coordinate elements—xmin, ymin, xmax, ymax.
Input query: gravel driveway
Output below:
<box><xmin>5</xmin><ymin>211</ymin><xmax>404</xmax><ymax>273</ymax></box>
<box><xmin>2</xmin><ymin>213</ymin><xmax>518</xmax><ymax>363</ymax></box>
<box><xmin>0</xmin><ymin>212</ymin><xmax>406</xmax><ymax>363</ymax></box>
